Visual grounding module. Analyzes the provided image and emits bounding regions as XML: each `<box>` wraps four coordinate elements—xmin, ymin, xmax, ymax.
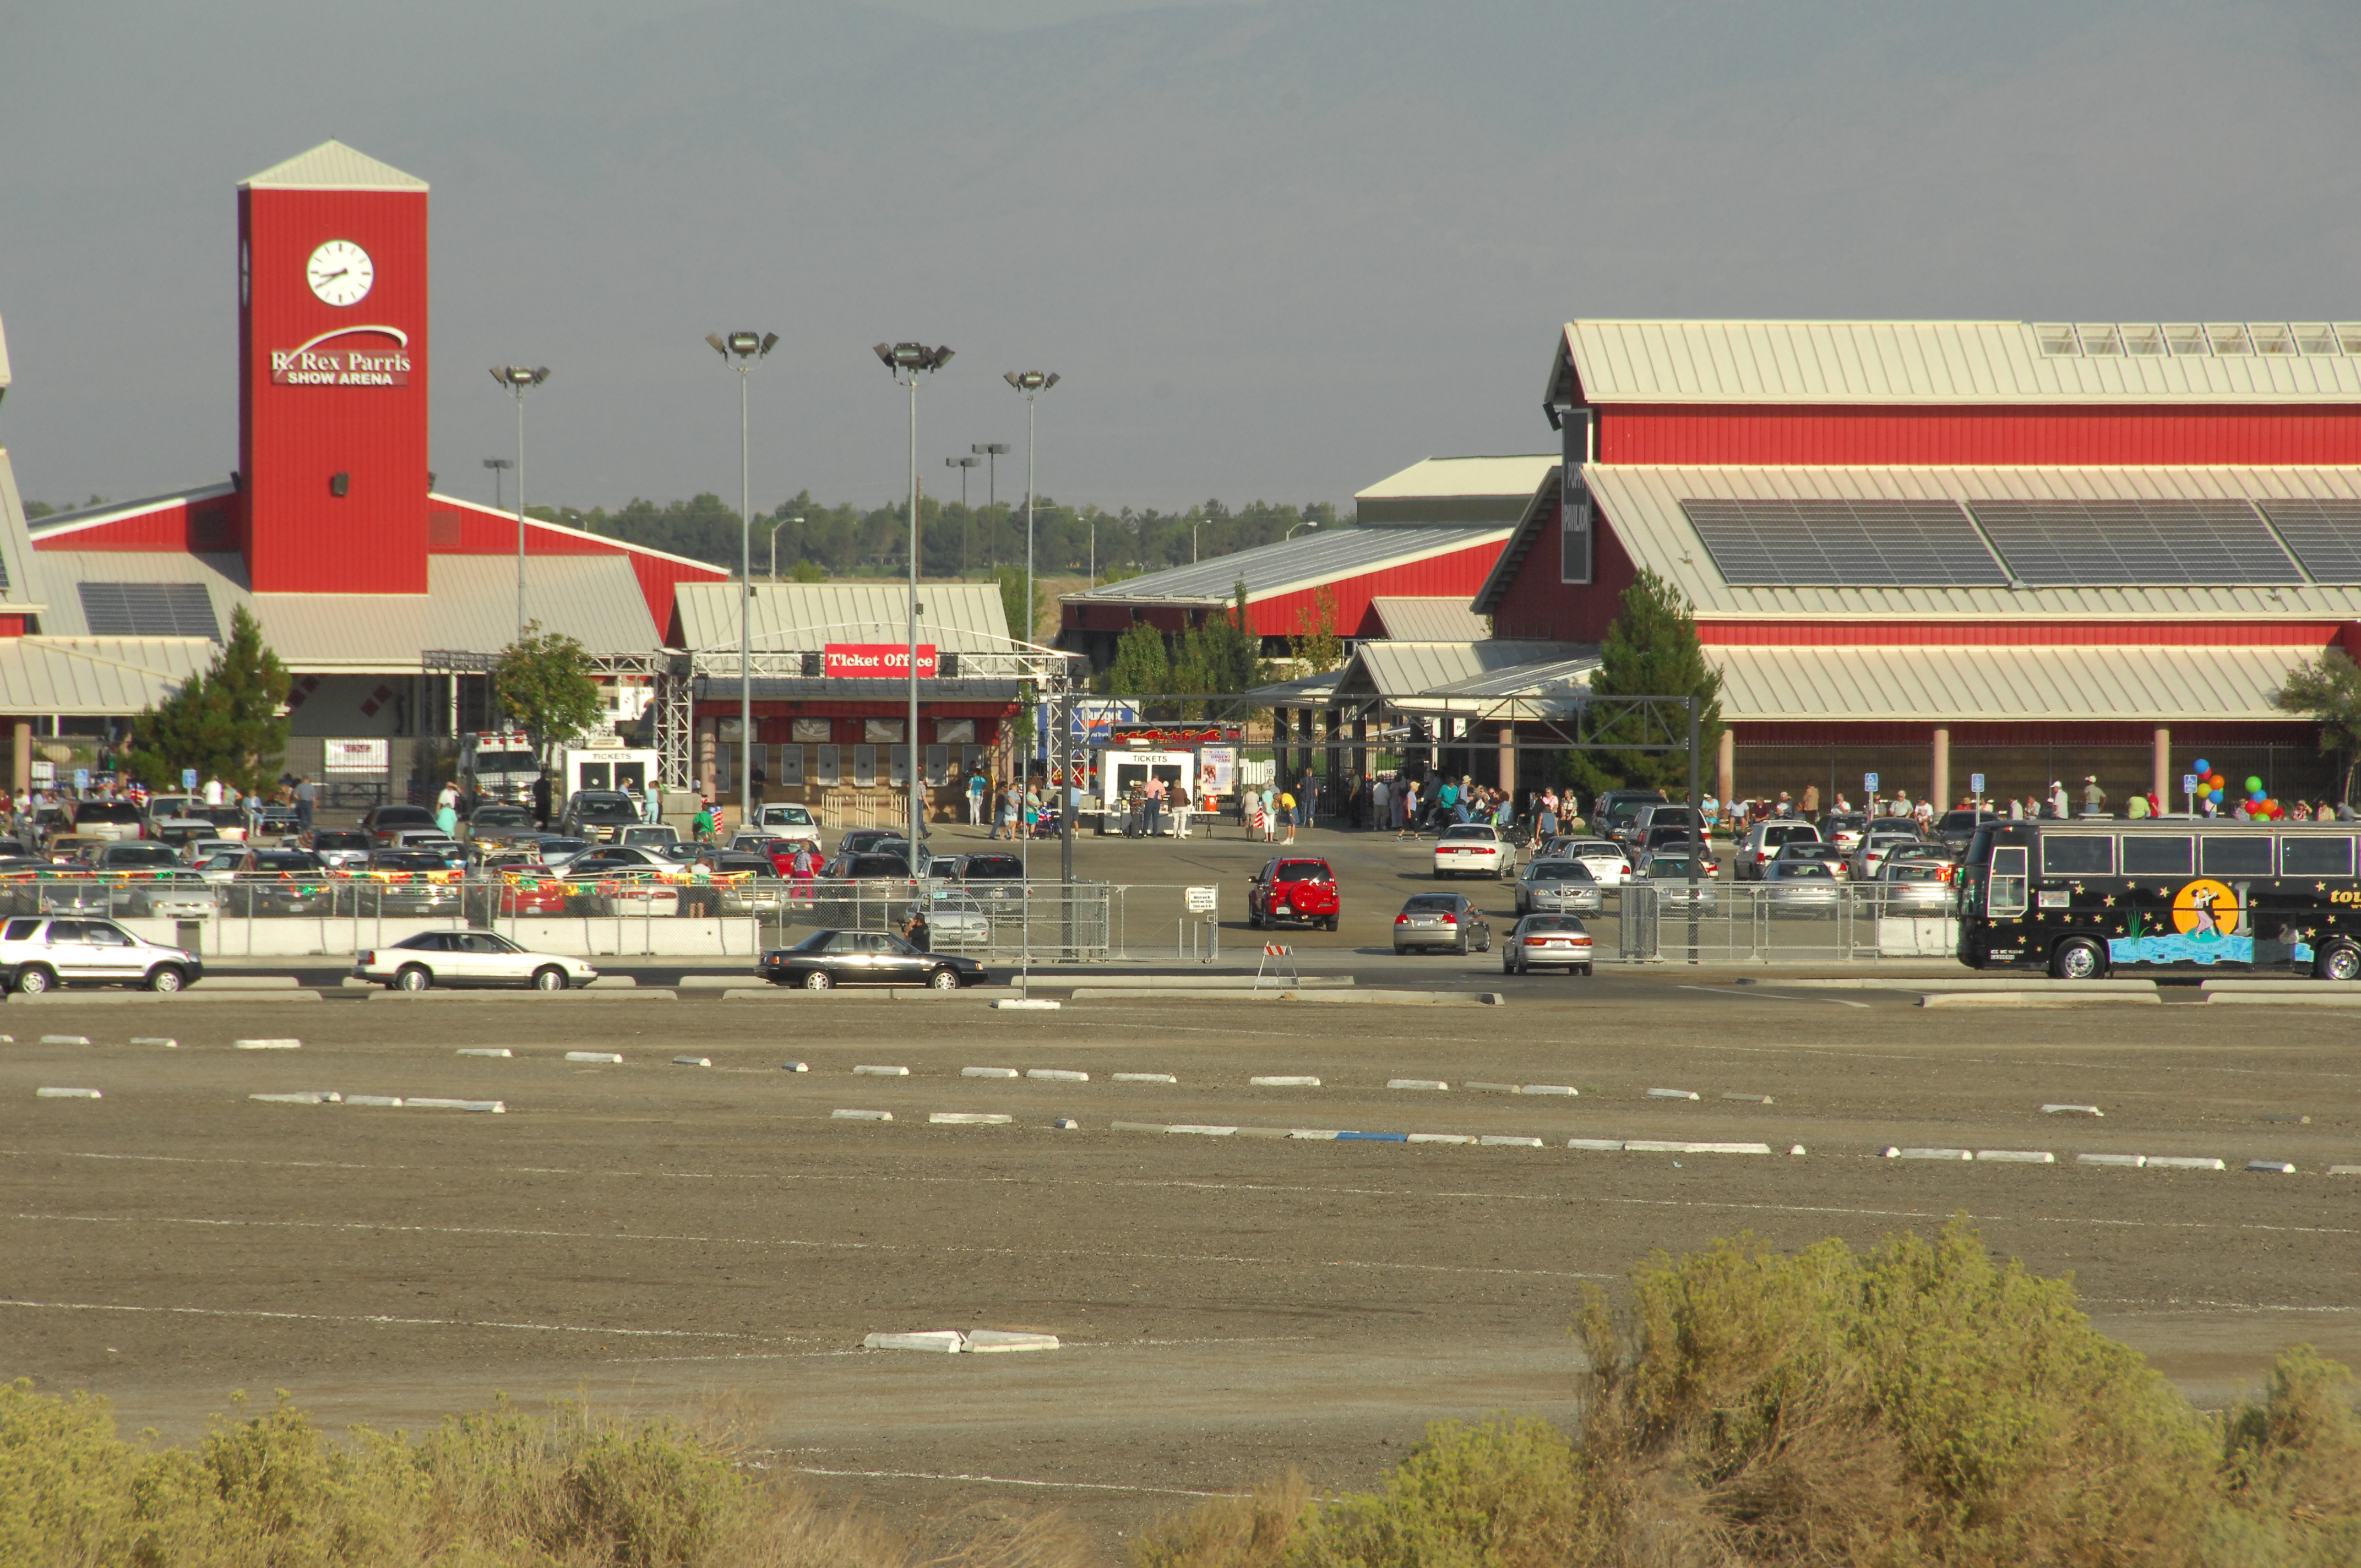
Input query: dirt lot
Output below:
<box><xmin>3</xmin><ymin>978</ymin><xmax>2355</xmax><ymax>1552</ymax></box>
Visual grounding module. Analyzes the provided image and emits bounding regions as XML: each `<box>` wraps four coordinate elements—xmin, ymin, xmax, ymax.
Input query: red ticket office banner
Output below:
<box><xmin>824</xmin><ymin>643</ymin><xmax>937</xmax><ymax>679</ymax></box>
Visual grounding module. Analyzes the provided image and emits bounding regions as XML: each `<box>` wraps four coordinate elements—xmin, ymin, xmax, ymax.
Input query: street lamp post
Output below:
<box><xmin>1285</xmin><ymin>516</ymin><xmax>1320</xmax><ymax>541</ymax></box>
<box><xmin>972</xmin><ymin>443</ymin><xmax>1009</xmax><ymax>569</ymax></box>
<box><xmin>878</xmin><ymin>342</ymin><xmax>954</xmax><ymax>847</ymax></box>
<box><xmin>768</xmin><ymin>514</ymin><xmax>804</xmax><ymax>583</ymax></box>
<box><xmin>708</xmin><ymin>331</ymin><xmax>780</xmax><ymax>823</ymax></box>
<box><xmin>1001</xmin><ymin>373</ymin><xmax>1060</xmax><ymax>654</ymax></box>
<box><xmin>489</xmin><ymin>366</ymin><xmax>550</xmax><ymax>645</ymax></box>
<box><xmin>482</xmin><ymin>456</ymin><xmax>513</xmax><ymax>511</ymax></box>
<box><xmin>946</xmin><ymin>455</ymin><xmax>980</xmax><ymax>574</ymax></box>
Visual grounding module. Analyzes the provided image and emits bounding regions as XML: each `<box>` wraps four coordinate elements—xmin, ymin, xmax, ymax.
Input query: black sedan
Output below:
<box><xmin>759</xmin><ymin>928</ymin><xmax>989</xmax><ymax>991</ymax></box>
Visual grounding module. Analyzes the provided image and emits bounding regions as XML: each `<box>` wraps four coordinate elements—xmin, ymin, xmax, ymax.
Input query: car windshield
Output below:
<box><xmin>769</xmin><ymin>807</ymin><xmax>814</xmax><ymax>825</ymax></box>
<box><xmin>1568</xmin><ymin>842</ymin><xmax>1619</xmax><ymax>856</ymax></box>
<box><xmin>252</xmin><ymin>853</ymin><xmax>319</xmax><ymax>871</ymax></box>
<box><xmin>1647</xmin><ymin>859</ymin><xmax>1700</xmax><ymax>876</ymax></box>
<box><xmin>572</xmin><ymin>796</ymin><xmax>638</xmax><ymax>820</ymax></box>
<box><xmin>75</xmin><ymin>802</ymin><xmax>143</xmax><ymax>823</ymax></box>
<box><xmin>1868</xmin><ymin>834</ymin><xmax>1918</xmax><ymax>849</ymax></box>
<box><xmin>962</xmin><ymin>857</ymin><xmax>1023</xmax><ymax>878</ymax></box>
<box><xmin>1402</xmin><ymin>895</ymin><xmax>1459</xmax><ymax>911</ymax></box>
<box><xmin>1522</xmin><ymin>915</ymin><xmax>1587</xmax><ymax>932</ymax></box>
<box><xmin>1438</xmin><ymin>825</ymin><xmax>1495</xmax><ymax>842</ymax></box>
<box><xmin>374</xmin><ymin>852</ymin><xmax>447</xmax><ymax>870</ymax></box>
<box><xmin>313</xmin><ymin>831</ymin><xmax>369</xmax><ymax>850</ymax></box>
<box><xmin>789</xmin><ymin>930</ymin><xmax>835</xmax><ymax>951</ymax></box>
<box><xmin>474</xmin><ymin>807</ymin><xmax>531</xmax><ymax>826</ymax></box>
<box><xmin>1275</xmin><ymin>862</ymin><xmax>1332</xmax><ymax>883</ymax></box>
<box><xmin>1889</xmin><ymin>864</ymin><xmax>1946</xmax><ymax>882</ymax></box>
<box><xmin>848</xmin><ymin>856</ymin><xmax>912</xmax><ymax>878</ymax></box>
<box><xmin>538</xmin><ymin>839</ymin><xmax>587</xmax><ymax>855</ymax></box>
<box><xmin>1527</xmin><ymin>862</ymin><xmax>1591</xmax><ymax>881</ymax></box>
<box><xmin>372</xmin><ymin>808</ymin><xmax>435</xmax><ymax>827</ymax></box>
<box><xmin>104</xmin><ymin>846</ymin><xmax>177</xmax><ymax>866</ymax></box>
<box><xmin>1772</xmin><ymin>862</ymin><xmax>1833</xmax><ymax>880</ymax></box>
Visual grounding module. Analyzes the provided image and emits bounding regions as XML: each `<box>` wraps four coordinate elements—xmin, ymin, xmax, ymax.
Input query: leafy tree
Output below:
<box><xmin>493</xmin><ymin>622</ymin><xmax>603</xmax><ymax>760</ymax></box>
<box><xmin>995</xmin><ymin>566</ymin><xmax>1039</xmax><ymax>646</ymax></box>
<box><xmin>2274</xmin><ymin>647</ymin><xmax>2361</xmax><ymax>803</ymax></box>
<box><xmin>1171</xmin><ymin>579</ymin><xmax>1263</xmax><ymax>705</ymax></box>
<box><xmin>126</xmin><ymin>605</ymin><xmax>290</xmax><ymax>794</ymax></box>
<box><xmin>1288</xmin><ymin>587</ymin><xmax>1345</xmax><ymax>674</ymax></box>
<box><xmin>1560</xmin><ymin>569</ymin><xmax>1724</xmax><ymax>803</ymax></box>
<box><xmin>788</xmin><ymin>558</ymin><xmax>825</xmax><ymax>583</ymax></box>
<box><xmin>1106</xmin><ymin>620</ymin><xmax>1171</xmax><ymax>699</ymax></box>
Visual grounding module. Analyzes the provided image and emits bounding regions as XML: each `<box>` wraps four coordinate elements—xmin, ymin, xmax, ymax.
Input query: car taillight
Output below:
<box><xmin>358</xmin><ymin>950</ymin><xmax>374</xmax><ymax>963</ymax></box>
<box><xmin>1396</xmin><ymin>914</ymin><xmax>1410</xmax><ymax>923</ymax></box>
<box><xmin>1440</xmin><ymin>913</ymin><xmax>1457</xmax><ymax>924</ymax></box>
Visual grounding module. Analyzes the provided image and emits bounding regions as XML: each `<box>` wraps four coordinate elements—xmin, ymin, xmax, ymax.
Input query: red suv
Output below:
<box><xmin>1248</xmin><ymin>857</ymin><xmax>1340</xmax><ymax>931</ymax></box>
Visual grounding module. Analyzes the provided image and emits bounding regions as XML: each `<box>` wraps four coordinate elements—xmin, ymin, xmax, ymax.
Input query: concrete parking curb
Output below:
<box><xmin>2201</xmin><ymin>993</ymin><xmax>2361</xmax><ymax>1006</ymax></box>
<box><xmin>8</xmin><ymin>992</ymin><xmax>322</xmax><ymax>1004</ymax></box>
<box><xmin>36</xmin><ymin>1086</ymin><xmax>102</xmax><ymax>1099</ymax></box>
<box><xmin>366</xmin><ymin>989</ymin><xmax>677</xmax><ymax>1001</ymax></box>
<box><xmin>1919</xmin><ymin>992</ymin><xmax>2161</xmax><ymax>1007</ymax></box>
<box><xmin>720</xmin><ymin>987</ymin><xmax>1020</xmax><ymax>1001</ymax></box>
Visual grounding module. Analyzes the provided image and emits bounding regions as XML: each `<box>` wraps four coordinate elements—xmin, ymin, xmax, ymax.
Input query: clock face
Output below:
<box><xmin>305</xmin><ymin>239</ymin><xmax>374</xmax><ymax>307</ymax></box>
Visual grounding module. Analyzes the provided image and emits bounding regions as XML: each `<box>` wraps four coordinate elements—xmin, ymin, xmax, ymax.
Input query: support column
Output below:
<box><xmin>697</xmin><ymin>716</ymin><xmax>717</xmax><ymax>798</ymax></box>
<box><xmin>1930</xmin><ymin>726</ymin><xmax>1950</xmax><ymax>810</ymax></box>
<box><xmin>1498</xmin><ymin>725</ymin><xmax>1516</xmax><ymax>799</ymax></box>
<box><xmin>12</xmin><ymin>722</ymin><xmax>29</xmax><ymax>794</ymax></box>
<box><xmin>1716</xmin><ymin>727</ymin><xmax>1735</xmax><ymax>807</ymax></box>
<box><xmin>1351</xmin><ymin>716</ymin><xmax>1367</xmax><ymax>785</ymax></box>
<box><xmin>2152</xmin><ymin>726</ymin><xmax>2170</xmax><ymax>808</ymax></box>
<box><xmin>1272</xmin><ymin>707</ymin><xmax>1289</xmax><ymax>785</ymax></box>
<box><xmin>1297</xmin><ymin>707</ymin><xmax>1315</xmax><ymax>785</ymax></box>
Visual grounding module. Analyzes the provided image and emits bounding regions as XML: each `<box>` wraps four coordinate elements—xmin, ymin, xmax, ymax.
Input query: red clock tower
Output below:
<box><xmin>237</xmin><ymin>140</ymin><xmax>430</xmax><ymax>594</ymax></box>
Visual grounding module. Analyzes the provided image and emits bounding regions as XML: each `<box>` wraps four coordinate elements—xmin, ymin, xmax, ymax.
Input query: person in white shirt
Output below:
<box><xmin>202</xmin><ymin>775</ymin><xmax>226</xmax><ymax>806</ymax></box>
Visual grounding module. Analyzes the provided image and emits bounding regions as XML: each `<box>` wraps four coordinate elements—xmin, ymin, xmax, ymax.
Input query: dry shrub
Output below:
<box><xmin>1133</xmin><ymin>1218</ymin><xmax>2361</xmax><ymax>1568</ymax></box>
<box><xmin>1130</xmin><ymin>1473</ymin><xmax>1313</xmax><ymax>1568</ymax></box>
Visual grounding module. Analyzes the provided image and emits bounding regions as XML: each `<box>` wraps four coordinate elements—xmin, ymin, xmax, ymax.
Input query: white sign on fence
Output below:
<box><xmin>1184</xmin><ymin>885</ymin><xmax>1218</xmax><ymax>914</ymax></box>
<box><xmin>29</xmin><ymin>760</ymin><xmax>52</xmax><ymax>784</ymax></box>
<box><xmin>323</xmin><ymin>738</ymin><xmax>390</xmax><ymax>775</ymax></box>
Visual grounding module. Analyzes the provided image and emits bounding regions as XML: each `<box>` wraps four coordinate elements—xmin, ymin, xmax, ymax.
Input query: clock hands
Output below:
<box><xmin>313</xmin><ymin>268</ymin><xmax>349</xmax><ymax>282</ymax></box>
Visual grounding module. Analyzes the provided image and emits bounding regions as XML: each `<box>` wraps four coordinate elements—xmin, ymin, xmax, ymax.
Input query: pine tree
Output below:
<box><xmin>1106</xmin><ymin>620</ymin><xmax>1172</xmax><ymax>702</ymax></box>
<box><xmin>126</xmin><ymin>605</ymin><xmax>290</xmax><ymax>793</ymax></box>
<box><xmin>1560</xmin><ymin>569</ymin><xmax>1724</xmax><ymax>803</ymax></box>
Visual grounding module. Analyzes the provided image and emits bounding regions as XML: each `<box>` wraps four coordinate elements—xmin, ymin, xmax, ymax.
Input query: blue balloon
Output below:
<box><xmin>2250</xmin><ymin>788</ymin><xmax>2267</xmax><ymax>802</ymax></box>
<box><xmin>2194</xmin><ymin>757</ymin><xmax>2211</xmax><ymax>774</ymax></box>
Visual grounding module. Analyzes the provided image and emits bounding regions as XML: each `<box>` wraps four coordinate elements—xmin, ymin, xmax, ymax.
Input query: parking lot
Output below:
<box><xmin>4</xmin><ymin>972</ymin><xmax>2354</xmax><ymax>1550</ymax></box>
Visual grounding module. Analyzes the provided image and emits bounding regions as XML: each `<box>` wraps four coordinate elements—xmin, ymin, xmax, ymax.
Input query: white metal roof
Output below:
<box><xmin>1585</xmin><ymin>464</ymin><xmax>2361</xmax><ymax>618</ymax></box>
<box><xmin>1552</xmin><ymin>320</ymin><xmax>2361</xmax><ymax>406</ymax></box>
<box><xmin>1367</xmin><ymin>597</ymin><xmax>1492</xmax><ymax>641</ymax></box>
<box><xmin>0</xmin><ymin>313</ymin><xmax>11</xmax><ymax>390</ymax></box>
<box><xmin>26</xmin><ymin>549</ymin><xmax>658</xmax><ymax>668</ymax></box>
<box><xmin>1711</xmin><ymin>644</ymin><xmax>2304</xmax><ymax>723</ymax></box>
<box><xmin>0</xmin><ymin>638</ymin><xmax>210</xmax><ymax>715</ymax></box>
<box><xmin>241</xmin><ymin>139</ymin><xmax>428</xmax><ymax>191</ymax></box>
<box><xmin>1345</xmin><ymin>640</ymin><xmax>1587</xmax><ymax>701</ymax></box>
<box><xmin>1354</xmin><ymin>456</ymin><xmax>1558</xmax><ymax>524</ymax></box>
<box><xmin>1065</xmin><ymin>525</ymin><xmax>1511</xmax><ymax>608</ymax></box>
<box><xmin>673</xmin><ymin>581</ymin><xmax>1011</xmax><ymax>655</ymax></box>
<box><xmin>0</xmin><ymin>451</ymin><xmax>51</xmax><ymax>609</ymax></box>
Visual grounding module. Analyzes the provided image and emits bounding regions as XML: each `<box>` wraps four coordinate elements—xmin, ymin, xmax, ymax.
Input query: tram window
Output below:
<box><xmin>2041</xmin><ymin>835</ymin><xmax>2114</xmax><ymax>876</ymax></box>
<box><xmin>2200</xmin><ymin>835</ymin><xmax>2275</xmax><ymax>876</ymax></box>
<box><xmin>2121</xmin><ymin>835</ymin><xmax>2193</xmax><ymax>876</ymax></box>
<box><xmin>2280</xmin><ymin>836</ymin><xmax>2356</xmax><ymax>877</ymax></box>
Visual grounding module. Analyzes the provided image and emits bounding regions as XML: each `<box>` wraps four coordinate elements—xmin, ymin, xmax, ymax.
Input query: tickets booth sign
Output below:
<box><xmin>824</xmin><ymin>644</ymin><xmax>937</xmax><ymax>679</ymax></box>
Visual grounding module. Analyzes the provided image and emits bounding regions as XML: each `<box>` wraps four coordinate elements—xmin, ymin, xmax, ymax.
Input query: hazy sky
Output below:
<box><xmin>4</xmin><ymin>0</ymin><xmax>2359</xmax><ymax>517</ymax></box>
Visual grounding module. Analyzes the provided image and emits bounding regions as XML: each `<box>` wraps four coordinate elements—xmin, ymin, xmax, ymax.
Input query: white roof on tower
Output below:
<box><xmin>241</xmin><ymin>139</ymin><xmax>428</xmax><ymax>192</ymax></box>
<box><xmin>0</xmin><ymin>312</ymin><xmax>11</xmax><ymax>390</ymax></box>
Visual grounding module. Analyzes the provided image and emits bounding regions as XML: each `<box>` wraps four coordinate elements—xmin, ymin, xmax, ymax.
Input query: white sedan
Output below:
<box><xmin>1433</xmin><ymin>822</ymin><xmax>1514</xmax><ymax>880</ymax></box>
<box><xmin>355</xmin><ymin>929</ymin><xmax>600</xmax><ymax>991</ymax></box>
<box><xmin>1547</xmin><ymin>836</ymin><xmax>1634</xmax><ymax>885</ymax></box>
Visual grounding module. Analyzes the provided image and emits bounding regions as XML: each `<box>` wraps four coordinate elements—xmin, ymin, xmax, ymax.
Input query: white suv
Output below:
<box><xmin>0</xmin><ymin>916</ymin><xmax>203</xmax><ymax>993</ymax></box>
<box><xmin>1433</xmin><ymin>822</ymin><xmax>1513</xmax><ymax>880</ymax></box>
<box><xmin>1737</xmin><ymin>820</ymin><xmax>1821</xmax><ymax>881</ymax></box>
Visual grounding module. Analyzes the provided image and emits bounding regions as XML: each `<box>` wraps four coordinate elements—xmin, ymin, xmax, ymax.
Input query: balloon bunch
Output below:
<box><xmin>2190</xmin><ymin>758</ymin><xmax>2286</xmax><ymax>819</ymax></box>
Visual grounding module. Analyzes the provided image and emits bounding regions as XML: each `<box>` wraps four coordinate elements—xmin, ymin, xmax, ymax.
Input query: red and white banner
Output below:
<box><xmin>825</xmin><ymin>643</ymin><xmax>937</xmax><ymax>679</ymax></box>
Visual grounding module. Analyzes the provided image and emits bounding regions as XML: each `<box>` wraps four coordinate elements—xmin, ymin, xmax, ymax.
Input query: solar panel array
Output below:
<box><xmin>2257</xmin><ymin>498</ymin><xmax>2361</xmax><ymax>584</ymax></box>
<box><xmin>1966</xmin><ymin>498</ymin><xmax>2302</xmax><ymax>586</ymax></box>
<box><xmin>1678</xmin><ymin>498</ymin><xmax>2008</xmax><ymax>587</ymax></box>
<box><xmin>77</xmin><ymin>582</ymin><xmax>222</xmax><ymax>640</ymax></box>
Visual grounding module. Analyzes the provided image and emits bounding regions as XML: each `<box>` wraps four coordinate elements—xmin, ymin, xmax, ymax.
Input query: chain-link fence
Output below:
<box><xmin>1600</xmin><ymin>882</ymin><xmax>1956</xmax><ymax>964</ymax></box>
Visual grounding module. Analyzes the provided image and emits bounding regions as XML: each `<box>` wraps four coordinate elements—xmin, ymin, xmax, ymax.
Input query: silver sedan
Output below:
<box><xmin>1761</xmin><ymin>859</ymin><xmax>1840</xmax><ymax>914</ymax></box>
<box><xmin>1514</xmin><ymin>858</ymin><xmax>1604</xmax><ymax>915</ymax></box>
<box><xmin>1875</xmin><ymin>859</ymin><xmax>1956</xmax><ymax>914</ymax></box>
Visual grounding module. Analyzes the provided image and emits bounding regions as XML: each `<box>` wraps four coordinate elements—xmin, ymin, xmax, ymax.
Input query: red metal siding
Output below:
<box><xmin>31</xmin><ymin>499</ymin><xmax>236</xmax><ymax>553</ymax></box>
<box><xmin>1486</xmin><ymin>503</ymin><xmax>1633</xmax><ymax>643</ymax></box>
<box><xmin>1700</xmin><ymin>620</ymin><xmax>2342</xmax><ymax>648</ymax></box>
<box><xmin>1245</xmin><ymin>539</ymin><xmax>1505</xmax><ymax>639</ymax></box>
<box><xmin>425</xmin><ymin>499</ymin><xmax>726</xmax><ymax>624</ymax></box>
<box><xmin>239</xmin><ymin>183</ymin><xmax>431</xmax><ymax>594</ymax></box>
<box><xmin>1600</xmin><ymin>404</ymin><xmax>2361</xmax><ymax>466</ymax></box>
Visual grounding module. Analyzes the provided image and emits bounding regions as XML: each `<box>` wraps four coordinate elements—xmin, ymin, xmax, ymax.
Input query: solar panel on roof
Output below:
<box><xmin>1678</xmin><ymin>498</ymin><xmax>2007</xmax><ymax>587</ymax></box>
<box><xmin>1969</xmin><ymin>499</ymin><xmax>2300</xmax><ymax>586</ymax></box>
<box><xmin>77</xmin><ymin>582</ymin><xmax>222</xmax><ymax>640</ymax></box>
<box><xmin>2258</xmin><ymin>498</ymin><xmax>2361</xmax><ymax>583</ymax></box>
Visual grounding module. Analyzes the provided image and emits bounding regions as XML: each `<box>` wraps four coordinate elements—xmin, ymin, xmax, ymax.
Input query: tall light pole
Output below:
<box><xmin>973</xmin><ymin>443</ymin><xmax>1009</xmax><ymax>569</ymax></box>
<box><xmin>1002</xmin><ymin>372</ymin><xmax>1060</xmax><ymax>654</ymax></box>
<box><xmin>1286</xmin><ymin>516</ymin><xmax>1320</xmax><ymax>541</ymax></box>
<box><xmin>708</xmin><ymin>333</ymin><xmax>779</xmax><ymax>820</ymax></box>
<box><xmin>878</xmin><ymin>341</ymin><xmax>954</xmax><ymax>847</ymax></box>
<box><xmin>946</xmin><ymin>455</ymin><xmax>980</xmax><ymax>575</ymax></box>
<box><xmin>769</xmin><ymin>514</ymin><xmax>804</xmax><ymax>583</ymax></box>
<box><xmin>489</xmin><ymin>366</ymin><xmax>550</xmax><ymax>646</ymax></box>
<box><xmin>483</xmin><ymin>456</ymin><xmax>512</xmax><ymax>511</ymax></box>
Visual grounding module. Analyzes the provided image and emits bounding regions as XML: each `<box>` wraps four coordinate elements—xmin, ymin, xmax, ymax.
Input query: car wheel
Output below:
<box><xmin>395</xmin><ymin>965</ymin><xmax>431</xmax><ymax>992</ymax></box>
<box><xmin>928</xmin><ymin>967</ymin><xmax>960</xmax><ymax>991</ymax></box>
<box><xmin>1477</xmin><ymin>931</ymin><xmax>1492</xmax><ymax>953</ymax></box>
<box><xmin>14</xmin><ymin>964</ymin><xmax>53</xmax><ymax>995</ymax></box>
<box><xmin>1432</xmin><ymin>869</ymin><xmax>1445</xmax><ymax>880</ymax></box>
<box><xmin>2049</xmin><ymin>937</ymin><xmax>2105</xmax><ymax>981</ymax></box>
<box><xmin>802</xmin><ymin>969</ymin><xmax>834</xmax><ymax>990</ymax></box>
<box><xmin>1502</xmin><ymin>956</ymin><xmax>1517</xmax><ymax>974</ymax></box>
<box><xmin>1455</xmin><ymin>933</ymin><xmax>1468</xmax><ymax>956</ymax></box>
<box><xmin>1322</xmin><ymin>916</ymin><xmax>1337</xmax><ymax>932</ymax></box>
<box><xmin>532</xmin><ymin>966</ymin><xmax>568</xmax><ymax>992</ymax></box>
<box><xmin>145</xmin><ymin>965</ymin><xmax>187</xmax><ymax>993</ymax></box>
<box><xmin>2315</xmin><ymin>940</ymin><xmax>2361</xmax><ymax>982</ymax></box>
<box><xmin>1578</xmin><ymin>964</ymin><xmax>1593</xmax><ymax>977</ymax></box>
